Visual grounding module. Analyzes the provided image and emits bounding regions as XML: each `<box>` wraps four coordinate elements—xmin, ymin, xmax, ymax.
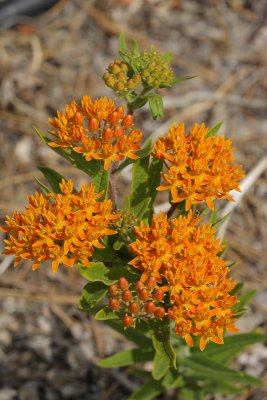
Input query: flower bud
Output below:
<box><xmin>126</xmin><ymin>79</ymin><xmax>135</xmax><ymax>90</ymax></box>
<box><xmin>102</xmin><ymin>128</ymin><xmax>113</xmax><ymax>141</ymax></box>
<box><xmin>153</xmin><ymin>289</ymin><xmax>165</xmax><ymax>301</ymax></box>
<box><xmin>117</xmin><ymin>72</ymin><xmax>127</xmax><ymax>82</ymax></box>
<box><xmin>144</xmin><ymin>277</ymin><xmax>157</xmax><ymax>290</ymax></box>
<box><xmin>114</xmin><ymin>126</ymin><xmax>124</xmax><ymax>138</ymax></box>
<box><xmin>123</xmin><ymin>315</ymin><xmax>134</xmax><ymax>328</ymax></box>
<box><xmin>110</xmin><ymin>63</ymin><xmax>121</xmax><ymax>74</ymax></box>
<box><xmin>109</xmin><ymin>284</ymin><xmax>119</xmax><ymax>296</ymax></box>
<box><xmin>116</xmin><ymin>106</ymin><xmax>124</xmax><ymax>119</ymax></box>
<box><xmin>154</xmin><ymin>307</ymin><xmax>165</xmax><ymax>319</ymax></box>
<box><xmin>109</xmin><ymin>298</ymin><xmax>120</xmax><ymax>310</ymax></box>
<box><xmin>118</xmin><ymin>277</ymin><xmax>129</xmax><ymax>290</ymax></box>
<box><xmin>88</xmin><ymin>117</ymin><xmax>99</xmax><ymax>131</ymax></box>
<box><xmin>122</xmin><ymin>114</ymin><xmax>133</xmax><ymax>128</ymax></box>
<box><xmin>74</xmin><ymin>112</ymin><xmax>84</xmax><ymax>125</ymax></box>
<box><xmin>115</xmin><ymin>82</ymin><xmax>125</xmax><ymax>92</ymax></box>
<box><xmin>121</xmin><ymin>63</ymin><xmax>129</xmax><ymax>72</ymax></box>
<box><xmin>122</xmin><ymin>290</ymin><xmax>132</xmax><ymax>302</ymax></box>
<box><xmin>105</xmin><ymin>75</ymin><xmax>116</xmax><ymax>87</ymax></box>
<box><xmin>129</xmin><ymin>302</ymin><xmax>140</xmax><ymax>314</ymax></box>
<box><xmin>145</xmin><ymin>301</ymin><xmax>156</xmax><ymax>314</ymax></box>
<box><xmin>139</xmin><ymin>288</ymin><xmax>150</xmax><ymax>301</ymax></box>
<box><xmin>134</xmin><ymin>280</ymin><xmax>143</xmax><ymax>291</ymax></box>
<box><xmin>108</xmin><ymin>111</ymin><xmax>119</xmax><ymax>126</ymax></box>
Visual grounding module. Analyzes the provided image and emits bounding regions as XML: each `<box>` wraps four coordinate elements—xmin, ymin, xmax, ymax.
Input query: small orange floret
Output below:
<box><xmin>153</xmin><ymin>122</ymin><xmax>244</xmax><ymax>209</ymax></box>
<box><xmin>1</xmin><ymin>180</ymin><xmax>119</xmax><ymax>272</ymax></box>
<box><xmin>48</xmin><ymin>96</ymin><xmax>142</xmax><ymax>170</ymax></box>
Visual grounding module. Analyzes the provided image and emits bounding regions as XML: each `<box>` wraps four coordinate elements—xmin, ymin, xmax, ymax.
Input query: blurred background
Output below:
<box><xmin>0</xmin><ymin>0</ymin><xmax>267</xmax><ymax>399</ymax></box>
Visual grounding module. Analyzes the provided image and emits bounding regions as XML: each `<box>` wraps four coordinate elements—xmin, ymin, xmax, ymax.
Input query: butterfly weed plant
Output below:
<box><xmin>1</xmin><ymin>34</ymin><xmax>266</xmax><ymax>399</ymax></box>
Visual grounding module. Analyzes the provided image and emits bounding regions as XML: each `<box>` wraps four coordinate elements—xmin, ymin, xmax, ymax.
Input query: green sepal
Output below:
<box><xmin>148</xmin><ymin>93</ymin><xmax>164</xmax><ymax>119</ymax></box>
<box><xmin>95</xmin><ymin>308</ymin><xmax>120</xmax><ymax>321</ymax></box>
<box><xmin>98</xmin><ymin>347</ymin><xmax>154</xmax><ymax>368</ymax></box>
<box><xmin>37</xmin><ymin>166</ymin><xmax>67</xmax><ymax>194</ymax></box>
<box><xmin>78</xmin><ymin>262</ymin><xmax>116</xmax><ymax>285</ymax></box>
<box><xmin>206</xmin><ymin>121</ymin><xmax>223</xmax><ymax>138</ymax></box>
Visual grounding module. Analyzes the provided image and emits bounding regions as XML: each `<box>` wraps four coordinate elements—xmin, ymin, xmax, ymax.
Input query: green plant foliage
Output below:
<box><xmin>98</xmin><ymin>348</ymin><xmax>154</xmax><ymax>368</ymax></box>
<box><xmin>37</xmin><ymin>166</ymin><xmax>67</xmax><ymax>194</ymax></box>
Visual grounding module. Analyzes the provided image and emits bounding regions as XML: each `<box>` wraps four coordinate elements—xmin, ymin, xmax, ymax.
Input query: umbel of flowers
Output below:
<box><xmin>1</xmin><ymin>180</ymin><xmax>119</xmax><ymax>272</ymax></box>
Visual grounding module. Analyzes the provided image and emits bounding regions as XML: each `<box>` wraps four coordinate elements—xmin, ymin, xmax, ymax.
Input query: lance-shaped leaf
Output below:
<box><xmin>206</xmin><ymin>121</ymin><xmax>223</xmax><ymax>138</ymax></box>
<box><xmin>37</xmin><ymin>166</ymin><xmax>67</xmax><ymax>194</ymax></box>
<box><xmin>91</xmin><ymin>164</ymin><xmax>109</xmax><ymax>200</ymax></box>
<box><xmin>129</xmin><ymin>378</ymin><xmax>163</xmax><ymax>400</ymax></box>
<box><xmin>98</xmin><ymin>347</ymin><xmax>154</xmax><ymax>368</ymax></box>
<box><xmin>80</xmin><ymin>282</ymin><xmax>107</xmax><ymax>307</ymax></box>
<box><xmin>95</xmin><ymin>308</ymin><xmax>120</xmax><ymax>321</ymax></box>
<box><xmin>150</xmin><ymin>321</ymin><xmax>177</xmax><ymax>375</ymax></box>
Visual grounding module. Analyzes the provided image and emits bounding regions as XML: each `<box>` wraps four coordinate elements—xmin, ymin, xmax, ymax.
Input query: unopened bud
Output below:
<box><xmin>118</xmin><ymin>277</ymin><xmax>129</xmax><ymax>290</ymax></box>
<box><xmin>108</xmin><ymin>111</ymin><xmax>119</xmax><ymax>126</ymax></box>
<box><xmin>110</xmin><ymin>63</ymin><xmax>121</xmax><ymax>74</ymax></box>
<box><xmin>109</xmin><ymin>285</ymin><xmax>119</xmax><ymax>296</ymax></box>
<box><xmin>139</xmin><ymin>288</ymin><xmax>150</xmax><ymax>301</ymax></box>
<box><xmin>88</xmin><ymin>117</ymin><xmax>99</xmax><ymax>131</ymax></box>
<box><xmin>115</xmin><ymin>82</ymin><xmax>125</xmax><ymax>92</ymax></box>
<box><xmin>154</xmin><ymin>307</ymin><xmax>165</xmax><ymax>319</ymax></box>
<box><xmin>123</xmin><ymin>315</ymin><xmax>134</xmax><ymax>328</ymax></box>
<box><xmin>122</xmin><ymin>114</ymin><xmax>133</xmax><ymax>128</ymax></box>
<box><xmin>145</xmin><ymin>277</ymin><xmax>157</xmax><ymax>290</ymax></box>
<box><xmin>116</xmin><ymin>106</ymin><xmax>124</xmax><ymax>119</ymax></box>
<box><xmin>74</xmin><ymin>112</ymin><xmax>84</xmax><ymax>125</ymax></box>
<box><xmin>114</xmin><ymin>126</ymin><xmax>124</xmax><ymax>138</ymax></box>
<box><xmin>102</xmin><ymin>128</ymin><xmax>113</xmax><ymax>141</ymax></box>
<box><xmin>105</xmin><ymin>75</ymin><xmax>116</xmax><ymax>87</ymax></box>
<box><xmin>122</xmin><ymin>290</ymin><xmax>132</xmax><ymax>302</ymax></box>
<box><xmin>145</xmin><ymin>301</ymin><xmax>156</xmax><ymax>314</ymax></box>
<box><xmin>134</xmin><ymin>280</ymin><xmax>143</xmax><ymax>291</ymax></box>
<box><xmin>109</xmin><ymin>298</ymin><xmax>120</xmax><ymax>310</ymax></box>
<box><xmin>129</xmin><ymin>302</ymin><xmax>140</xmax><ymax>314</ymax></box>
<box><xmin>153</xmin><ymin>289</ymin><xmax>164</xmax><ymax>301</ymax></box>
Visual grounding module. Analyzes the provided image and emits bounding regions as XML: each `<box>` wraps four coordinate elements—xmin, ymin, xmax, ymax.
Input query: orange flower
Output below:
<box><xmin>1</xmin><ymin>180</ymin><xmax>119</xmax><ymax>272</ymax></box>
<box><xmin>128</xmin><ymin>211</ymin><xmax>239</xmax><ymax>350</ymax></box>
<box><xmin>154</xmin><ymin>122</ymin><xmax>244</xmax><ymax>210</ymax></box>
<box><xmin>48</xmin><ymin>96</ymin><xmax>142</xmax><ymax>170</ymax></box>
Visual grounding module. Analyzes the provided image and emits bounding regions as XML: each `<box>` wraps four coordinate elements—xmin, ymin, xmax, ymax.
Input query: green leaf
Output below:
<box><xmin>132</xmin><ymin>197</ymin><xmax>152</xmax><ymax>221</ymax></box>
<box><xmin>37</xmin><ymin>166</ymin><xmax>66</xmax><ymax>194</ymax></box>
<box><xmin>178</xmin><ymin>388</ymin><xmax>204</xmax><ymax>400</ymax></box>
<box><xmin>132</xmin><ymin>39</ymin><xmax>140</xmax><ymax>57</ymax></box>
<box><xmin>93</xmin><ymin>246</ymin><xmax>125</xmax><ymax>264</ymax></box>
<box><xmin>95</xmin><ymin>308</ymin><xmax>119</xmax><ymax>321</ymax></box>
<box><xmin>152</xmin><ymin>352</ymin><xmax>170</xmax><ymax>380</ymax></box>
<box><xmin>172</xmin><ymin>75</ymin><xmax>196</xmax><ymax>84</ymax></box>
<box><xmin>148</xmin><ymin>93</ymin><xmax>164</xmax><ymax>119</ymax></box>
<box><xmin>119</xmin><ymin>32</ymin><xmax>132</xmax><ymax>64</ymax></box>
<box><xmin>212</xmin><ymin>212</ymin><xmax>231</xmax><ymax>230</ymax></box>
<box><xmin>206</xmin><ymin>121</ymin><xmax>223</xmax><ymax>138</ymax></box>
<box><xmin>200</xmin><ymin>333</ymin><xmax>267</xmax><ymax>364</ymax></box>
<box><xmin>202</xmin><ymin>380</ymin><xmax>243</xmax><ymax>395</ymax></box>
<box><xmin>115</xmin><ymin>139</ymin><xmax>153</xmax><ymax>175</ymax></box>
<box><xmin>162</xmin><ymin>369</ymin><xmax>184</xmax><ymax>389</ymax></box>
<box><xmin>91</xmin><ymin>164</ymin><xmax>109</xmax><ymax>200</ymax></box>
<box><xmin>78</xmin><ymin>262</ymin><xmax>116</xmax><ymax>285</ymax></box>
<box><xmin>181</xmin><ymin>355</ymin><xmax>262</xmax><ymax>386</ymax></box>
<box><xmin>106</xmin><ymin>320</ymin><xmax>152</xmax><ymax>347</ymax></box>
<box><xmin>34</xmin><ymin>177</ymin><xmax>51</xmax><ymax>194</ymax></box>
<box><xmin>129</xmin><ymin>378</ymin><xmax>163</xmax><ymax>400</ymax></box>
<box><xmin>232</xmin><ymin>289</ymin><xmax>257</xmax><ymax>313</ymax></box>
<box><xmin>80</xmin><ymin>282</ymin><xmax>107</xmax><ymax>307</ymax></box>
<box><xmin>150</xmin><ymin>321</ymin><xmax>177</xmax><ymax>370</ymax></box>
<box><xmin>98</xmin><ymin>348</ymin><xmax>154</xmax><ymax>368</ymax></box>
<box><xmin>35</xmin><ymin>127</ymin><xmax>101</xmax><ymax>177</ymax></box>
<box><xmin>148</xmin><ymin>158</ymin><xmax>163</xmax><ymax>204</ymax></box>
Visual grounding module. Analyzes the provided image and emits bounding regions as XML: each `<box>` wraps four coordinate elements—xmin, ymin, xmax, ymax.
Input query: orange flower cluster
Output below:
<box><xmin>48</xmin><ymin>96</ymin><xmax>142</xmax><ymax>170</ymax></box>
<box><xmin>1</xmin><ymin>180</ymin><xmax>119</xmax><ymax>272</ymax></box>
<box><xmin>128</xmin><ymin>211</ymin><xmax>239</xmax><ymax>350</ymax></box>
<box><xmin>153</xmin><ymin>122</ymin><xmax>244</xmax><ymax>210</ymax></box>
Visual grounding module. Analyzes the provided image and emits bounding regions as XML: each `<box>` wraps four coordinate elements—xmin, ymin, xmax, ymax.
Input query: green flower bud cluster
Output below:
<box><xmin>112</xmin><ymin>210</ymin><xmax>139</xmax><ymax>242</ymax></box>
<box><xmin>135</xmin><ymin>48</ymin><xmax>175</xmax><ymax>88</ymax></box>
<box><xmin>103</xmin><ymin>60</ymin><xmax>141</xmax><ymax>94</ymax></box>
